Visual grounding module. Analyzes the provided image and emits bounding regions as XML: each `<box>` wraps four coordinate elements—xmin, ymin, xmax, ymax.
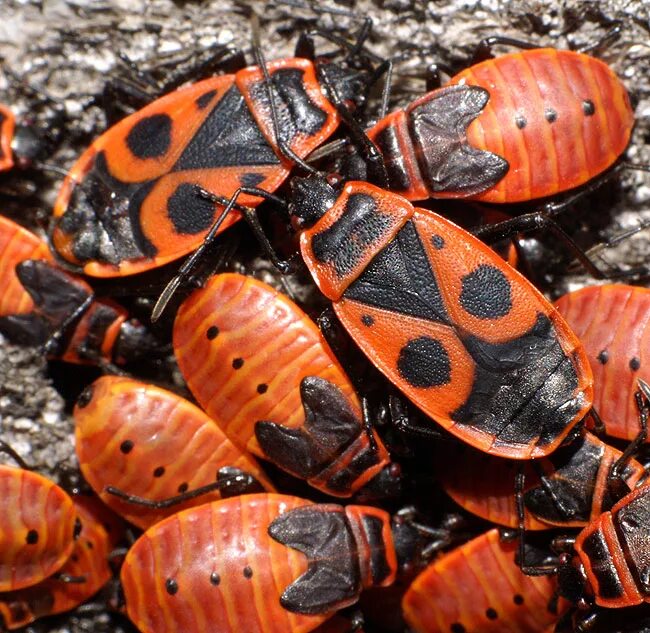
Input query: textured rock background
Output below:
<box><xmin>0</xmin><ymin>0</ymin><xmax>648</xmax><ymax>631</ymax></box>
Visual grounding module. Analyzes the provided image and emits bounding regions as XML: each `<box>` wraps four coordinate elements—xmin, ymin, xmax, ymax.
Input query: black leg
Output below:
<box><xmin>471</xmin><ymin>35</ymin><xmax>540</xmax><ymax>64</ymax></box>
<box><xmin>104</xmin><ymin>472</ymin><xmax>259</xmax><ymax>510</ymax></box>
<box><xmin>607</xmin><ymin>380</ymin><xmax>650</xmax><ymax>502</ymax></box>
<box><xmin>0</xmin><ymin>441</ymin><xmax>31</xmax><ymax>470</ymax></box>
<box><xmin>530</xmin><ymin>460</ymin><xmax>577</xmax><ymax>522</ymax></box>
<box><xmin>42</xmin><ymin>294</ymin><xmax>94</xmax><ymax>357</ymax></box>
<box><xmin>151</xmin><ymin>185</ymin><xmax>291</xmax><ymax>322</ymax></box>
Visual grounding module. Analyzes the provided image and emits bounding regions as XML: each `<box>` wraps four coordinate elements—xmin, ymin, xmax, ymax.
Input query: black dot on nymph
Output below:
<box><xmin>206</xmin><ymin>326</ymin><xmax>219</xmax><ymax>340</ymax></box>
<box><xmin>166</xmin><ymin>578</ymin><xmax>178</xmax><ymax>595</ymax></box>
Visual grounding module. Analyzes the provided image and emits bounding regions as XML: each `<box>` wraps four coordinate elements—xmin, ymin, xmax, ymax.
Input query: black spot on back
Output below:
<box><xmin>582</xmin><ymin>100</ymin><xmax>595</xmax><ymax>116</ymax></box>
<box><xmin>515</xmin><ymin>114</ymin><xmax>527</xmax><ymax>129</ymax></box>
<box><xmin>120</xmin><ymin>440</ymin><xmax>134</xmax><ymax>454</ymax></box>
<box><xmin>431</xmin><ymin>234</ymin><xmax>445</xmax><ymax>249</ymax></box>
<box><xmin>545</xmin><ymin>108</ymin><xmax>557</xmax><ymax>123</ymax></box>
<box><xmin>459</xmin><ymin>264</ymin><xmax>512</xmax><ymax>319</ymax></box>
<box><xmin>26</xmin><ymin>530</ymin><xmax>38</xmax><ymax>545</ymax></box>
<box><xmin>232</xmin><ymin>358</ymin><xmax>244</xmax><ymax>369</ymax></box>
<box><xmin>239</xmin><ymin>172</ymin><xmax>266</xmax><ymax>188</ymax></box>
<box><xmin>165</xmin><ymin>578</ymin><xmax>178</xmax><ymax>595</ymax></box>
<box><xmin>206</xmin><ymin>326</ymin><xmax>219</xmax><ymax>340</ymax></box>
<box><xmin>210</xmin><ymin>572</ymin><xmax>220</xmax><ymax>585</ymax></box>
<box><xmin>597</xmin><ymin>350</ymin><xmax>609</xmax><ymax>364</ymax></box>
<box><xmin>177</xmin><ymin>482</ymin><xmax>188</xmax><ymax>493</ymax></box>
<box><xmin>397</xmin><ymin>336</ymin><xmax>451</xmax><ymax>388</ymax></box>
<box><xmin>153</xmin><ymin>466</ymin><xmax>165</xmax><ymax>477</ymax></box>
<box><xmin>126</xmin><ymin>114</ymin><xmax>173</xmax><ymax>159</ymax></box>
<box><xmin>256</xmin><ymin>383</ymin><xmax>268</xmax><ymax>394</ymax></box>
<box><xmin>167</xmin><ymin>183</ymin><xmax>217</xmax><ymax>235</ymax></box>
<box><xmin>630</xmin><ymin>357</ymin><xmax>641</xmax><ymax>371</ymax></box>
<box><xmin>361</xmin><ymin>314</ymin><xmax>374</xmax><ymax>327</ymax></box>
<box><xmin>485</xmin><ymin>608</ymin><xmax>498</xmax><ymax>620</ymax></box>
<box><xmin>196</xmin><ymin>90</ymin><xmax>217</xmax><ymax>110</ymax></box>
<box><xmin>243</xmin><ymin>566</ymin><xmax>253</xmax><ymax>579</ymax></box>
<box><xmin>451</xmin><ymin>624</ymin><xmax>466</xmax><ymax>633</ymax></box>
<box><xmin>513</xmin><ymin>594</ymin><xmax>524</xmax><ymax>605</ymax></box>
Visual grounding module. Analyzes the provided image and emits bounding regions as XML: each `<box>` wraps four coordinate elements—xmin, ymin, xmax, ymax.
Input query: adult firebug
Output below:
<box><xmin>121</xmin><ymin>493</ymin><xmax>424</xmax><ymax>633</ymax></box>
<box><xmin>367</xmin><ymin>48</ymin><xmax>634</xmax><ymax>203</ymax></box>
<box><xmin>51</xmin><ymin>52</ymin><xmax>368</xmax><ymax>277</ymax></box>
<box><xmin>402</xmin><ymin>528</ymin><xmax>567</xmax><ymax>633</ymax></box>
<box><xmin>435</xmin><ymin>430</ymin><xmax>645</xmax><ymax>530</ymax></box>
<box><xmin>284</xmin><ymin>178</ymin><xmax>593</xmax><ymax>459</ymax></box>
<box><xmin>0</xmin><ymin>215</ymin><xmax>160</xmax><ymax>365</ymax></box>
<box><xmin>173</xmin><ymin>272</ymin><xmax>399</xmax><ymax>499</ymax></box>
<box><xmin>555</xmin><ymin>284</ymin><xmax>650</xmax><ymax>442</ymax></box>
<box><xmin>0</xmin><ymin>464</ymin><xmax>78</xmax><ymax>592</ymax></box>
<box><xmin>74</xmin><ymin>375</ymin><xmax>274</xmax><ymax>529</ymax></box>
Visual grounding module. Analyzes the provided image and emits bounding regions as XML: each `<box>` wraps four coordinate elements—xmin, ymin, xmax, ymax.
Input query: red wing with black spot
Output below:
<box><xmin>300</xmin><ymin>182</ymin><xmax>593</xmax><ymax>459</ymax></box>
<box><xmin>52</xmin><ymin>59</ymin><xmax>340</xmax><ymax>277</ymax></box>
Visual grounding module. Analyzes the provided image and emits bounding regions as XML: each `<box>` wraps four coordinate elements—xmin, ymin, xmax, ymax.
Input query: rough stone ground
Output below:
<box><xmin>0</xmin><ymin>0</ymin><xmax>648</xmax><ymax>631</ymax></box>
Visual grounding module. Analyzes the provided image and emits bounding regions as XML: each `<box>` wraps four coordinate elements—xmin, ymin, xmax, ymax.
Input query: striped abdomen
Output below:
<box><xmin>369</xmin><ymin>49</ymin><xmax>633</xmax><ymax>203</ymax></box>
<box><xmin>174</xmin><ymin>273</ymin><xmax>391</xmax><ymax>496</ymax></box>
<box><xmin>556</xmin><ymin>284</ymin><xmax>650</xmax><ymax>441</ymax></box>
<box><xmin>0</xmin><ymin>466</ymin><xmax>77</xmax><ymax>592</ymax></box>
<box><xmin>403</xmin><ymin>528</ymin><xmax>564</xmax><ymax>632</ymax></box>
<box><xmin>74</xmin><ymin>376</ymin><xmax>274</xmax><ymax>529</ymax></box>
<box><xmin>122</xmin><ymin>494</ymin><xmax>395</xmax><ymax>633</ymax></box>
<box><xmin>0</xmin><ymin>216</ymin><xmax>52</xmax><ymax>317</ymax></box>
<box><xmin>0</xmin><ymin>497</ymin><xmax>113</xmax><ymax>630</ymax></box>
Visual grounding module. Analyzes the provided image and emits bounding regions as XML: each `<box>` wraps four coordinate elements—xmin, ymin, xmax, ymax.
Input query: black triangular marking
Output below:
<box><xmin>16</xmin><ymin>260</ymin><xmax>90</xmax><ymax>322</ymax></box>
<box><xmin>408</xmin><ymin>85</ymin><xmax>509</xmax><ymax>197</ymax></box>
<box><xmin>173</xmin><ymin>85</ymin><xmax>280</xmax><ymax>171</ymax></box>
<box><xmin>344</xmin><ymin>220</ymin><xmax>450</xmax><ymax>324</ymax></box>
<box><xmin>268</xmin><ymin>505</ymin><xmax>359</xmax><ymax>614</ymax></box>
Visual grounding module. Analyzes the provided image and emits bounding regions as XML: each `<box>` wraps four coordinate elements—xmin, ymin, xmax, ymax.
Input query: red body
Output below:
<box><xmin>174</xmin><ymin>273</ymin><xmax>392</xmax><ymax>496</ymax></box>
<box><xmin>402</xmin><ymin>528</ymin><xmax>565</xmax><ymax>632</ymax></box>
<box><xmin>0</xmin><ymin>465</ymin><xmax>77</xmax><ymax>592</ymax></box>
<box><xmin>555</xmin><ymin>284</ymin><xmax>650</xmax><ymax>441</ymax></box>
<box><xmin>74</xmin><ymin>375</ymin><xmax>274</xmax><ymax>529</ymax></box>
<box><xmin>122</xmin><ymin>493</ymin><xmax>396</xmax><ymax>633</ymax></box>
<box><xmin>298</xmin><ymin>180</ymin><xmax>593</xmax><ymax>459</ymax></box>
<box><xmin>52</xmin><ymin>59</ymin><xmax>343</xmax><ymax>277</ymax></box>
<box><xmin>0</xmin><ymin>497</ymin><xmax>114</xmax><ymax>630</ymax></box>
<box><xmin>368</xmin><ymin>49</ymin><xmax>634</xmax><ymax>203</ymax></box>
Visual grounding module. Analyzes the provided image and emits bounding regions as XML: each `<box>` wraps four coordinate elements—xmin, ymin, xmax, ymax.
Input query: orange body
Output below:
<box><xmin>0</xmin><ymin>104</ymin><xmax>16</xmax><ymax>171</ymax></box>
<box><xmin>122</xmin><ymin>493</ymin><xmax>396</xmax><ymax>633</ymax></box>
<box><xmin>74</xmin><ymin>375</ymin><xmax>274</xmax><ymax>529</ymax></box>
<box><xmin>174</xmin><ymin>273</ymin><xmax>391</xmax><ymax>496</ymax></box>
<box><xmin>52</xmin><ymin>59</ymin><xmax>341</xmax><ymax>277</ymax></box>
<box><xmin>555</xmin><ymin>284</ymin><xmax>650</xmax><ymax>441</ymax></box>
<box><xmin>402</xmin><ymin>529</ymin><xmax>565</xmax><ymax>632</ymax></box>
<box><xmin>0</xmin><ymin>466</ymin><xmax>77</xmax><ymax>592</ymax></box>
<box><xmin>0</xmin><ymin>216</ymin><xmax>52</xmax><ymax>317</ymax></box>
<box><xmin>300</xmin><ymin>181</ymin><xmax>593</xmax><ymax>459</ymax></box>
<box><xmin>368</xmin><ymin>49</ymin><xmax>633</xmax><ymax>203</ymax></box>
<box><xmin>436</xmin><ymin>431</ymin><xmax>644</xmax><ymax>530</ymax></box>
<box><xmin>0</xmin><ymin>497</ymin><xmax>114</xmax><ymax>630</ymax></box>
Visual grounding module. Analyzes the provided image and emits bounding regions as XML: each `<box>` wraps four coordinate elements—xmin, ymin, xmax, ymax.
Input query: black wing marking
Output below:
<box><xmin>255</xmin><ymin>376</ymin><xmax>361</xmax><ymax>479</ymax></box>
<box><xmin>268</xmin><ymin>505</ymin><xmax>359</xmax><ymax>614</ymax></box>
<box><xmin>408</xmin><ymin>84</ymin><xmax>509</xmax><ymax>196</ymax></box>
<box><xmin>16</xmin><ymin>259</ymin><xmax>91</xmax><ymax>322</ymax></box>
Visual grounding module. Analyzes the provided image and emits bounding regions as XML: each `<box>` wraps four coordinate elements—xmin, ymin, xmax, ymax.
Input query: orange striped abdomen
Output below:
<box><xmin>122</xmin><ymin>494</ymin><xmax>327</xmax><ymax>633</ymax></box>
<box><xmin>555</xmin><ymin>284</ymin><xmax>650</xmax><ymax>441</ymax></box>
<box><xmin>0</xmin><ymin>466</ymin><xmax>77</xmax><ymax>592</ymax></box>
<box><xmin>0</xmin><ymin>217</ymin><xmax>52</xmax><ymax>317</ymax></box>
<box><xmin>174</xmin><ymin>273</ymin><xmax>391</xmax><ymax>497</ymax></box>
<box><xmin>449</xmin><ymin>49</ymin><xmax>633</xmax><ymax>202</ymax></box>
<box><xmin>403</xmin><ymin>528</ymin><xmax>564</xmax><ymax>632</ymax></box>
<box><xmin>74</xmin><ymin>375</ymin><xmax>274</xmax><ymax>529</ymax></box>
<box><xmin>0</xmin><ymin>497</ymin><xmax>113</xmax><ymax>630</ymax></box>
